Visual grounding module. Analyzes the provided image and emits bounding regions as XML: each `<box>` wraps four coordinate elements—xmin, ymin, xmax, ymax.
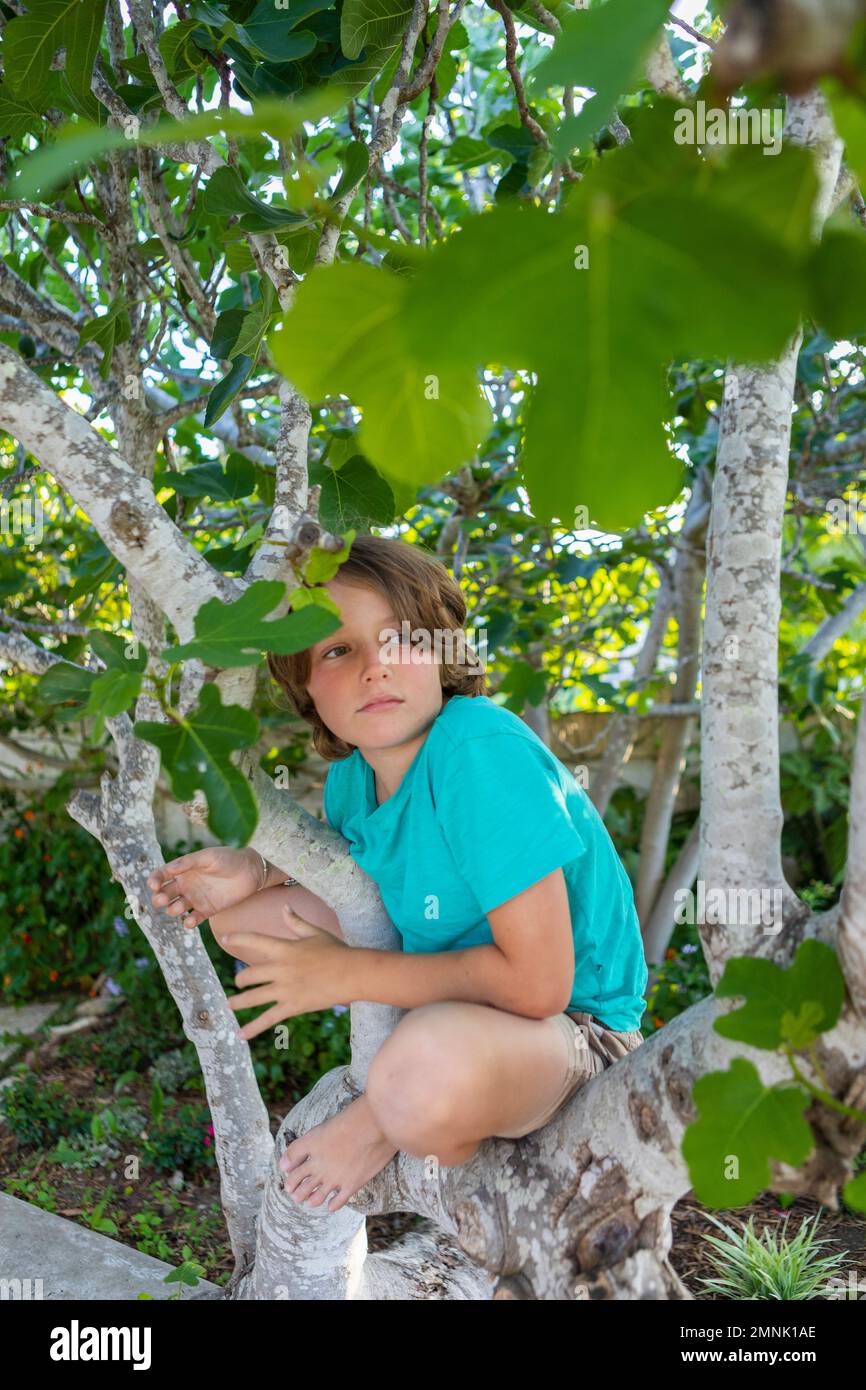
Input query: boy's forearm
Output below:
<box><xmin>343</xmin><ymin>943</ymin><xmax>548</xmax><ymax>1018</ymax></box>
<box><xmin>210</xmin><ymin>882</ymin><xmax>287</xmax><ymax>934</ymax></box>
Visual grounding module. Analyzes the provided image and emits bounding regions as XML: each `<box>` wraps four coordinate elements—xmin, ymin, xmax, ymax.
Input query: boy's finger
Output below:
<box><xmin>149</xmin><ymin>852</ymin><xmax>201</xmax><ymax>886</ymax></box>
<box><xmin>148</xmin><ymin>870</ymin><xmax>184</xmax><ymax>893</ymax></box>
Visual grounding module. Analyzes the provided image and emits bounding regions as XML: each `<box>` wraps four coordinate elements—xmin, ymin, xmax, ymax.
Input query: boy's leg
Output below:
<box><xmin>280</xmin><ymin>1002</ymin><xmax>589</xmax><ymax>1212</ymax></box>
<box><xmin>365</xmin><ymin>1000</ymin><xmax>587</xmax><ymax>1165</ymax></box>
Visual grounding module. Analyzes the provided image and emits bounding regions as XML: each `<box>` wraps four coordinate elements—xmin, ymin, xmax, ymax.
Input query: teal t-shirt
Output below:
<box><xmin>322</xmin><ymin>693</ymin><xmax>648</xmax><ymax>1031</ymax></box>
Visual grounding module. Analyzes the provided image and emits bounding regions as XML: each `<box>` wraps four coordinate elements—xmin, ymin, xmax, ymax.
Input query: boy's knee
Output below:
<box><xmin>367</xmin><ymin>1021</ymin><xmax>482</xmax><ymax>1131</ymax></box>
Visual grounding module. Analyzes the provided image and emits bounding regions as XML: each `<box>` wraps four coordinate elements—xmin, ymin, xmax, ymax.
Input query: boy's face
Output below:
<box><xmin>305</xmin><ymin>577</ymin><xmax>443</xmax><ymax>751</ymax></box>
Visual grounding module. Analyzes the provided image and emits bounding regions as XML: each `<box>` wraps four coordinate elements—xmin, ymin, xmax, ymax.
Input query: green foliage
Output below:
<box><xmin>161</xmin><ymin>455</ymin><xmax>258</xmax><ymax>503</ymax></box>
<box><xmin>682</xmin><ymin>941</ymin><xmax>866</xmax><ymax>1213</ymax></box>
<box><xmin>645</xmin><ymin>941</ymin><xmax>710</xmax><ymax>1031</ymax></box>
<box><xmin>683</xmin><ymin>1058</ymin><xmax>814</xmax><ymax>1209</ymax></box>
<box><xmin>204</xmin><ymin>353</ymin><xmax>254</xmax><ymax>426</ymax></box>
<box><xmin>140</xmin><ymin>1102</ymin><xmax>218</xmax><ymax>1176</ymax></box>
<box><xmin>159</xmin><ymin>579</ymin><xmax>341</xmax><ymax>668</ymax></box>
<box><xmin>12</xmin><ymin>88</ymin><xmax>350</xmax><ymax>200</ymax></box>
<box><xmin>268</xmin><ymin>260</ymin><xmax>495</xmax><ymax>492</ymax></box>
<box><xmin>808</xmin><ymin>229</ymin><xmax>866</xmax><ymax>340</ymax></box>
<box><xmin>695</xmin><ymin>1210</ymin><xmax>851</xmax><ymax>1300</ymax></box>
<box><xmin>133</xmin><ymin>684</ymin><xmax>260</xmax><ymax>845</ymax></box>
<box><xmin>162</xmin><ymin>1247</ymin><xmax>207</xmax><ymax>1297</ymax></box>
<box><xmin>0</xmin><ymin>1071</ymin><xmax>90</xmax><ymax>1147</ymax></box>
<box><xmin>77</xmin><ymin>293</ymin><xmax>132</xmax><ymax>378</ymax></box>
<box><xmin>530</xmin><ymin>0</ymin><xmax>671</xmax><ymax>159</ymax></box>
<box><xmin>0</xmin><ymin>794</ymin><xmax>127</xmax><ymax>999</ymax></box>
<box><xmin>309</xmin><ymin>453</ymin><xmax>396</xmax><ymax>532</ymax></box>
<box><xmin>4</xmin><ymin>0</ymin><xmax>106</xmax><ymax>121</ymax></box>
<box><xmin>46</xmin><ymin>1100</ymin><xmax>149</xmax><ymax>1170</ymax></box>
<box><xmin>713</xmin><ymin>939</ymin><xmax>845</xmax><ymax>1051</ymax></box>
<box><xmin>271</xmin><ymin>106</ymin><xmax>832</xmax><ymax>529</ymax></box>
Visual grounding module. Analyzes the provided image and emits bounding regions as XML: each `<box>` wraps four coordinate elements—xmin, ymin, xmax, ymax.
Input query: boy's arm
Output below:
<box><xmin>341</xmin><ymin>868</ymin><xmax>574</xmax><ymax>1018</ymax></box>
<box><xmin>210</xmin><ymin>871</ymin><xmax>343</xmax><ymax>941</ymax></box>
<box><xmin>340</xmin><ymin>942</ymin><xmax>553</xmax><ymax>1017</ymax></box>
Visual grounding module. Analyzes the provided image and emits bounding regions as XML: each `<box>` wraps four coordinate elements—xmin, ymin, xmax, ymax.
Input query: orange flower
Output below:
<box><xmin>23</xmin><ymin>809</ymin><xmax>35</xmax><ymax>821</ymax></box>
<box><xmin>42</xmin><ymin>854</ymin><xmax>51</xmax><ymax>863</ymax></box>
<box><xmin>48</xmin><ymin>969</ymin><xmax>59</xmax><ymax>982</ymax></box>
<box><xmin>653</xmin><ymin>1016</ymin><xmax>664</xmax><ymax>1029</ymax></box>
<box><xmin>665</xmin><ymin>947</ymin><xmax>677</xmax><ymax>960</ymax></box>
<box><xmin>22</xmin><ymin>933</ymin><xmax>32</xmax><ymax>944</ymax></box>
<box><xmin>13</xmin><ymin>827</ymin><xmax>24</xmax><ymax>838</ymax></box>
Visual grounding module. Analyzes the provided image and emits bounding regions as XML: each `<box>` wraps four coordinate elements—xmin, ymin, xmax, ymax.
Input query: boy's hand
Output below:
<box><xmin>147</xmin><ymin>846</ymin><xmax>264</xmax><ymax>928</ymax></box>
<box><xmin>221</xmin><ymin>905</ymin><xmax>352</xmax><ymax>1039</ymax></box>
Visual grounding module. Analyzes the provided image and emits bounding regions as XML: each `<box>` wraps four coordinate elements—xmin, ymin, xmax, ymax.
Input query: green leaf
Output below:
<box><xmin>237</xmin><ymin>0</ymin><xmax>319</xmax><ymax>61</ymax></box>
<box><xmin>36</xmin><ymin>661</ymin><xmax>97</xmax><ymax>717</ymax></box>
<box><xmin>235</xmin><ymin>520</ymin><xmax>264</xmax><ymax>551</ymax></box>
<box><xmin>499</xmin><ymin>660</ymin><xmax>547</xmax><ymax>710</ymax></box>
<box><xmin>87</xmin><ymin>629</ymin><xmax>149</xmax><ymax>673</ymax></box>
<box><xmin>160</xmin><ymin>19</ymin><xmax>210</xmax><ymax>78</ymax></box>
<box><xmin>697</xmin><ymin>142</ymin><xmax>818</xmax><ymax>255</ymax></box>
<box><xmin>302</xmin><ymin>531</ymin><xmax>355</xmax><ymax>585</ymax></box>
<box><xmin>823</xmin><ymin>78</ymin><xmax>866</xmax><ymax>190</ymax></box>
<box><xmin>133</xmin><ymin>684</ymin><xmax>259</xmax><ymax>846</ymax></box>
<box><xmin>286</xmin><ymin>584</ymin><xmax>341</xmax><ymax>617</ymax></box>
<box><xmin>12</xmin><ymin>87</ymin><xmax>350</xmax><ymax>200</ymax></box>
<box><xmin>808</xmin><ymin>230</ymin><xmax>866</xmax><ymax>339</ymax></box>
<box><xmin>779</xmin><ymin>1000</ymin><xmax>827</xmax><ymax>1051</ymax></box>
<box><xmin>681</xmin><ymin>1057</ymin><xmax>814</xmax><ymax>1208</ymax></box>
<box><xmin>230</xmin><ymin>279</ymin><xmax>278</xmax><ymax>360</ymax></box>
<box><xmin>83</xmin><ymin>668</ymin><xmax>143</xmax><ymax>718</ymax></box>
<box><xmin>341</xmin><ymin>0</ymin><xmax>413</xmax><ymax>60</ymax></box>
<box><xmin>210</xmin><ymin>307</ymin><xmax>246</xmax><ymax>360</ymax></box>
<box><xmin>324</xmin><ymin>429</ymin><xmax>362</xmax><ymax>470</ymax></box>
<box><xmin>713</xmin><ymin>940</ymin><xmax>846</xmax><ymax>1051</ymax></box>
<box><xmin>329</xmin><ymin>140</ymin><xmax>369</xmax><ymax>202</ymax></box>
<box><xmin>0</xmin><ymin>85</ymin><xmax>45</xmax><ymax>140</ymax></box>
<box><xmin>204</xmin><ymin>354</ymin><xmax>253</xmax><ymax>427</ymax></box>
<box><xmin>842</xmin><ymin>1169</ymin><xmax>866</xmax><ymax>1214</ymax></box>
<box><xmin>442</xmin><ymin>136</ymin><xmax>500</xmax><ymax>171</ymax></box>
<box><xmin>159</xmin><ymin>578</ymin><xmax>342</xmax><ymax>667</ymax></box>
<box><xmin>528</xmin><ymin>0</ymin><xmax>671</xmax><ymax>160</ymax></box>
<box><xmin>268</xmin><ymin>261</ymin><xmax>492</xmax><ymax>490</ymax></box>
<box><xmin>162</xmin><ymin>460</ymin><xmax>256</xmax><ymax>501</ymax></box>
<box><xmin>396</xmin><ymin>118</ymin><xmax>808</xmax><ymax>528</ymax></box>
<box><xmin>4</xmin><ymin>0</ymin><xmax>106</xmax><ymax>118</ymax></box>
<box><xmin>611</xmin><ymin>188</ymin><xmax>804</xmax><ymax>361</ymax></box>
<box><xmin>78</xmin><ymin>293</ymin><xmax>132</xmax><ymax>379</ymax></box>
<box><xmin>199</xmin><ymin>166</ymin><xmax>309</xmax><ymax>231</ymax></box>
<box><xmin>150</xmin><ymin>1077</ymin><xmax>165</xmax><ymax>1125</ymax></box>
<box><xmin>309</xmin><ymin>455</ymin><xmax>396</xmax><ymax>532</ymax></box>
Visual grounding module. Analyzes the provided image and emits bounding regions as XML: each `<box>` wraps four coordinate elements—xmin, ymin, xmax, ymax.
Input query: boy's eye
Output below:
<box><xmin>323</xmin><ymin>644</ymin><xmax>349</xmax><ymax>659</ymax></box>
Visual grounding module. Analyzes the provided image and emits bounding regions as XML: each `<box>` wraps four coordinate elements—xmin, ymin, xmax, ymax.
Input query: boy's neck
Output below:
<box><xmin>361</xmin><ymin>699</ymin><xmax>449</xmax><ymax>803</ymax></box>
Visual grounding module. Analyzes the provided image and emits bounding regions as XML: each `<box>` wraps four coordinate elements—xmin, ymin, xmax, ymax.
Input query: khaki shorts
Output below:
<box><xmin>493</xmin><ymin>1010</ymin><xmax>645</xmax><ymax>1140</ymax></box>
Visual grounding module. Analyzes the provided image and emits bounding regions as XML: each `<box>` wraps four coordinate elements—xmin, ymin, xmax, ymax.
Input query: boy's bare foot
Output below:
<box><xmin>279</xmin><ymin>1093</ymin><xmax>398</xmax><ymax>1213</ymax></box>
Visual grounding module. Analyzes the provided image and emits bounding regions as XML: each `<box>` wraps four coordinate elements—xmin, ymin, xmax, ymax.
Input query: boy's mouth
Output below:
<box><xmin>358</xmin><ymin>696</ymin><xmax>404</xmax><ymax>713</ymax></box>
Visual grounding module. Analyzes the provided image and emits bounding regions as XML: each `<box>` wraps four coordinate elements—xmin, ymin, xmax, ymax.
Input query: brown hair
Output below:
<box><xmin>266</xmin><ymin>533</ymin><xmax>488</xmax><ymax>761</ymax></box>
